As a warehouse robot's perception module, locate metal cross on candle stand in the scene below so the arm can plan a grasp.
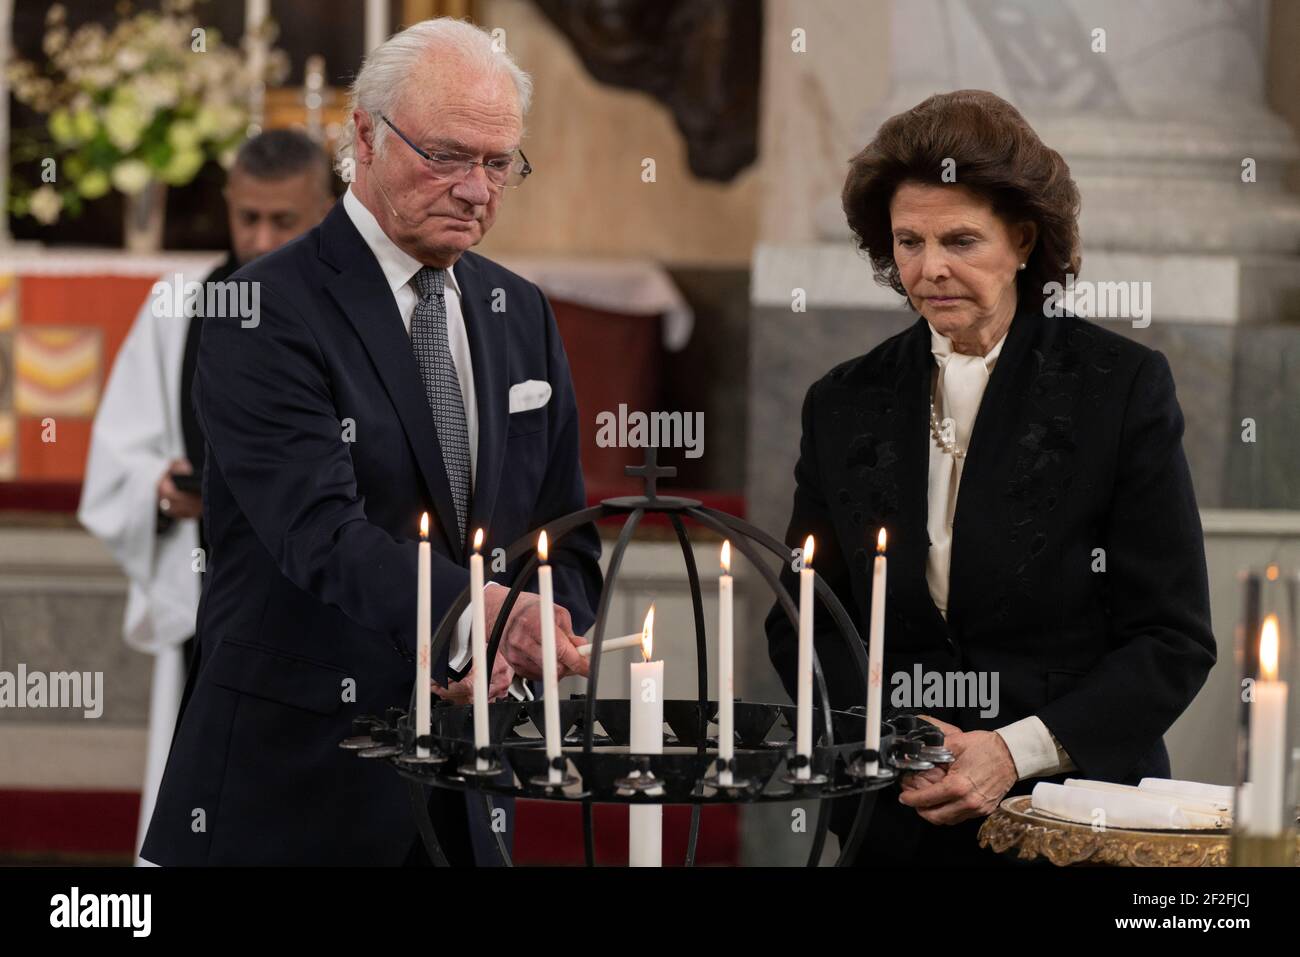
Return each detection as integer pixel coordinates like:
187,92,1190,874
341,448,954,866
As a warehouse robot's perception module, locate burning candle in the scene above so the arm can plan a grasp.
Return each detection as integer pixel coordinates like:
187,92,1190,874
865,528,887,775
470,529,489,771
537,531,562,784
719,541,734,786
1247,613,1288,835
576,634,647,657
628,605,662,867
415,513,431,757
796,535,815,780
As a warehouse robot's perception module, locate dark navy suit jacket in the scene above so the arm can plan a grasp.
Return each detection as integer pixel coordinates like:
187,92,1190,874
142,201,601,865
766,302,1216,865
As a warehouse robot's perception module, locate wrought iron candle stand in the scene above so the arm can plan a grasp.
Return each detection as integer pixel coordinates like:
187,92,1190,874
342,450,953,866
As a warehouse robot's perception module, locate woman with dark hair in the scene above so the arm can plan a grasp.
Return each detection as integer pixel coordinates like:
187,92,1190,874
765,90,1216,866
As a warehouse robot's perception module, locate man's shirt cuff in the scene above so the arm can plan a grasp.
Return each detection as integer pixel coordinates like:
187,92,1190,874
449,582,506,673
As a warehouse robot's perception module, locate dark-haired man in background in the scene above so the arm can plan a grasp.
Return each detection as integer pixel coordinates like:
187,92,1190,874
79,129,335,864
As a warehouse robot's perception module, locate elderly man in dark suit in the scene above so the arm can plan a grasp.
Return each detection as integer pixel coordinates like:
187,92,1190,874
142,18,601,866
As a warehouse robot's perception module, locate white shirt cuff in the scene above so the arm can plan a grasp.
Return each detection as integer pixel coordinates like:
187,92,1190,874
995,716,1076,780
507,676,534,701
449,581,507,672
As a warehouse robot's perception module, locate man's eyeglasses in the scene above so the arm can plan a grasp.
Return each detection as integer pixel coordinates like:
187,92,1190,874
379,115,532,189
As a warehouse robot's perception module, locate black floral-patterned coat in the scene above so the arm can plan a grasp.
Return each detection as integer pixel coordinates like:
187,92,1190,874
765,300,1216,865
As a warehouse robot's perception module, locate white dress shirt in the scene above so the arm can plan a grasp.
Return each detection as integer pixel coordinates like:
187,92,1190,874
342,188,525,693
924,318,1074,780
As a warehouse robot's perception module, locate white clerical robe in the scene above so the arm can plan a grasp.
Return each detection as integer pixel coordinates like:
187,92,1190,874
924,320,1075,781
78,267,213,864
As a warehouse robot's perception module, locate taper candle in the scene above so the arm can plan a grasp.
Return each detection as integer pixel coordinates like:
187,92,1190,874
796,535,815,780
470,529,489,771
416,513,431,758
537,531,562,784
629,605,662,866
719,541,734,786
865,528,887,775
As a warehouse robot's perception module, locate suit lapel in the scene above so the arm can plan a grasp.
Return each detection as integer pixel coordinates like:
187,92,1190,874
889,317,953,639
455,254,508,546
318,204,464,561
945,300,1039,629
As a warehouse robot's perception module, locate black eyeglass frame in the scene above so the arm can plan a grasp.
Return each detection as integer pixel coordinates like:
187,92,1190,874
378,114,532,188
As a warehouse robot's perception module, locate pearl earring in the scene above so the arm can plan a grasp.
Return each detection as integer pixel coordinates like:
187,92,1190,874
1018,262,1026,270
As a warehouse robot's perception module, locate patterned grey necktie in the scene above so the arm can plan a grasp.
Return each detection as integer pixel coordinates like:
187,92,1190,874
410,266,471,542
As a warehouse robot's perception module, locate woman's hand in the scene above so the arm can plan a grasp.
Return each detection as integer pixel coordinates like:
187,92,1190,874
898,716,1019,825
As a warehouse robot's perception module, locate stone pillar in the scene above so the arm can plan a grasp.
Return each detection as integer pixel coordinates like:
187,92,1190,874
814,0,1300,254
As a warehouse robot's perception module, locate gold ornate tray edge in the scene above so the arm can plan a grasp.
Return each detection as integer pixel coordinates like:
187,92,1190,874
978,795,1300,867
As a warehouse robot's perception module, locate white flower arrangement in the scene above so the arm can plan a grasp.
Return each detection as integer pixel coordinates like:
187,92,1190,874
7,0,288,225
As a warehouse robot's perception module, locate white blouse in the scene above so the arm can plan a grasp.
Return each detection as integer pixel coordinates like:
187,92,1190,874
924,320,1075,781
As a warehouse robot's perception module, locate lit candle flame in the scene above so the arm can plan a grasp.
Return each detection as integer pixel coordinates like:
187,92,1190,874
721,540,731,574
473,528,484,552
419,512,429,540
537,530,549,563
802,534,815,568
877,527,887,553
641,603,655,661
1260,614,1280,682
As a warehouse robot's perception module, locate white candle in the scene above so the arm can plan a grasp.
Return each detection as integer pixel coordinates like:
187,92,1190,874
245,0,268,31
719,541,734,786
537,532,562,785
576,634,644,657
415,513,431,757
470,529,489,771
244,0,269,128
365,0,390,54
796,535,815,780
629,606,662,867
1246,614,1288,836
865,528,887,775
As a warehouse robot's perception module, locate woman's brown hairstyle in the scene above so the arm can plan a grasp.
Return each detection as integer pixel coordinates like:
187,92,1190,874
842,89,1081,307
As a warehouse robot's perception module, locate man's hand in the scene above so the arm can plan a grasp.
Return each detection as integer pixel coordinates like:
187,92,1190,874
897,714,1018,825
432,639,517,703
490,587,589,682
157,457,202,519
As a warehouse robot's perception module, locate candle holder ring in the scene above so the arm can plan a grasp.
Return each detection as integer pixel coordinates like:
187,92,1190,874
614,767,666,797
358,450,953,866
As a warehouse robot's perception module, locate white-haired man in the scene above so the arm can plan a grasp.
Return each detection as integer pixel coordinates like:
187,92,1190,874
141,19,602,866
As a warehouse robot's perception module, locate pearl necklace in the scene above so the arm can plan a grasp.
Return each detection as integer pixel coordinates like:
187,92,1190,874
929,397,966,458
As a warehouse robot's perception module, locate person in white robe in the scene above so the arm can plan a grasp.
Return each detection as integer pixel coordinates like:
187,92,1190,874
78,130,335,864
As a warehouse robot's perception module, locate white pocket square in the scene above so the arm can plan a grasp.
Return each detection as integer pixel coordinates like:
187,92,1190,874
508,379,552,413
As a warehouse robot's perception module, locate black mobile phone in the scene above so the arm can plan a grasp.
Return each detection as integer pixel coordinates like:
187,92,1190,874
170,472,202,495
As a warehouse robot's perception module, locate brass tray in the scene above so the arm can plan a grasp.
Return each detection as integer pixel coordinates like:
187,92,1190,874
978,795,1300,867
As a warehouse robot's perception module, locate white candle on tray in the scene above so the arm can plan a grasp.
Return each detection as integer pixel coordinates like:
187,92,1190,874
719,541,734,786
470,529,489,771
1246,614,1288,836
415,513,431,757
537,531,563,784
629,605,662,867
865,528,887,775
796,535,815,780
